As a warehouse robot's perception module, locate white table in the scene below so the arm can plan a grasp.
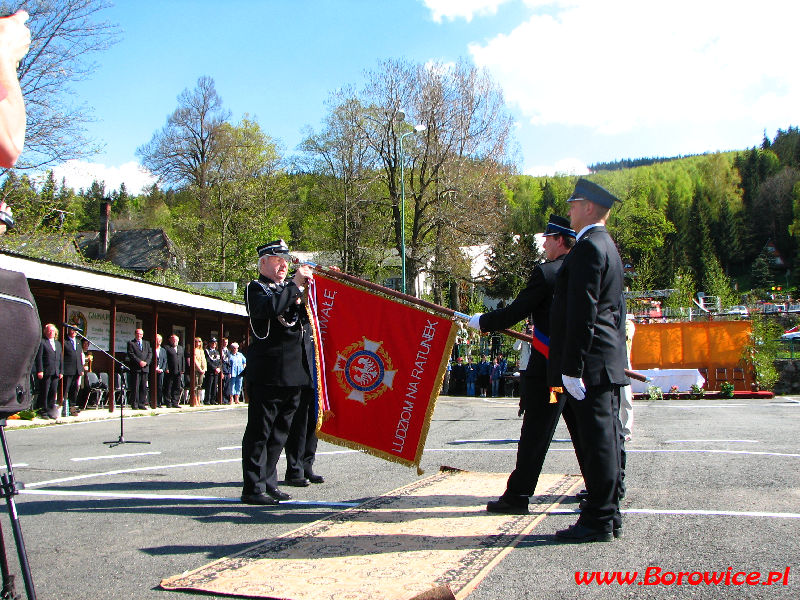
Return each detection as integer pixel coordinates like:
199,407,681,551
630,368,705,393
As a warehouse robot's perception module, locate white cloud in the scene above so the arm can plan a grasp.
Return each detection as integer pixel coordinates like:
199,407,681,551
469,0,800,134
50,160,157,195
525,157,589,177
422,0,513,22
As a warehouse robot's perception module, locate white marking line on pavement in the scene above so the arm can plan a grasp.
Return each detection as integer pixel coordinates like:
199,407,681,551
654,404,747,408
25,458,241,489
11,463,27,468
18,488,358,507
425,448,800,458
71,451,162,461
545,507,800,519
217,446,358,456
665,439,758,444
452,439,518,444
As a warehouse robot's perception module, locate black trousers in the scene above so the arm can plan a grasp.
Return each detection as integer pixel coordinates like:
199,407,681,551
163,373,182,406
567,384,622,532
241,383,302,494
284,386,318,480
40,375,59,414
203,372,219,404
501,379,584,505
155,371,165,406
128,370,149,408
63,373,80,409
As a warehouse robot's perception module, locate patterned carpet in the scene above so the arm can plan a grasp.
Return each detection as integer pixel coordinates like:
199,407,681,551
161,468,582,600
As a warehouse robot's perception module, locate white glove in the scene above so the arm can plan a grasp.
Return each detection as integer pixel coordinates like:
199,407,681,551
562,375,586,400
466,313,483,331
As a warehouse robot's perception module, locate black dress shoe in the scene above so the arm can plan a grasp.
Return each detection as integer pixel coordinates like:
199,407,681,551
576,489,589,500
307,474,325,484
486,499,529,515
265,486,291,501
556,522,613,543
285,477,310,487
241,493,278,506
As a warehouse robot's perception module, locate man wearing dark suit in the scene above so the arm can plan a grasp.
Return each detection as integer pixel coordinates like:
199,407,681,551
240,239,315,506
203,338,222,405
154,334,167,407
126,328,152,409
62,325,82,416
35,323,62,419
466,215,582,514
163,334,184,408
548,179,629,543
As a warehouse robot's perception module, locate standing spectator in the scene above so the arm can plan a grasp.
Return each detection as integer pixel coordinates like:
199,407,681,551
548,179,628,543
477,355,491,397
35,323,62,419
220,337,232,404
490,357,502,398
126,328,152,409
240,238,315,505
163,334,184,408
450,357,466,396
226,342,246,404
204,337,222,405
192,337,207,406
62,325,82,416
465,356,477,397
154,334,167,407
620,315,636,441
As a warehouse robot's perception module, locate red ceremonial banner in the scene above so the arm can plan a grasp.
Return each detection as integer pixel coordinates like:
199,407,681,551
308,273,457,471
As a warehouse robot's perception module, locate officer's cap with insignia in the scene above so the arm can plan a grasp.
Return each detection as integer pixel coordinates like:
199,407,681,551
567,178,620,209
257,239,291,258
542,214,576,238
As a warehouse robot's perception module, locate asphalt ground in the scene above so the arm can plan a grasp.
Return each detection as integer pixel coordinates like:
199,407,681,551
0,395,798,600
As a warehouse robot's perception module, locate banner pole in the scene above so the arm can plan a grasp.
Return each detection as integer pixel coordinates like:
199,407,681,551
302,261,648,383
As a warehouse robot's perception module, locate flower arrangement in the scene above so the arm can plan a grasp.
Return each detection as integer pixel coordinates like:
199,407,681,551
719,381,735,398
690,383,705,399
647,385,664,401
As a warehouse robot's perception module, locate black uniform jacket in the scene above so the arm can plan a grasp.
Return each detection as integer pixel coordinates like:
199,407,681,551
164,344,184,375
244,274,314,387
62,335,82,377
480,255,565,390
127,339,152,373
548,226,628,387
35,339,62,376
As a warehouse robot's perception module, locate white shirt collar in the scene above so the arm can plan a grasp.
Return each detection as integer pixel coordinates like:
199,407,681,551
576,222,603,240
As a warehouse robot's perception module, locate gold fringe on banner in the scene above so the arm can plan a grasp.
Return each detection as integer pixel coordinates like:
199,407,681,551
310,272,459,474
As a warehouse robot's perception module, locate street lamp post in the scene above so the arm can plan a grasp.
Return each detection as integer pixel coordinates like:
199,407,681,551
398,122,426,295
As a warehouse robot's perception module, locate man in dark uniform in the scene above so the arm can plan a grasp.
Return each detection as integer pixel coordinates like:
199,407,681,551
549,178,628,543
62,325,82,416
126,328,152,409
35,323,62,419
466,215,580,514
284,367,324,487
163,334,184,408
241,239,315,505
203,337,222,404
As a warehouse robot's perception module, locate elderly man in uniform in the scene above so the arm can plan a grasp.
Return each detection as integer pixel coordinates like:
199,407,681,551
240,239,315,505
549,179,628,543
466,215,581,514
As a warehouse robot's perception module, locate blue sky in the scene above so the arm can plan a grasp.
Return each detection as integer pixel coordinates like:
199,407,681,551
50,0,800,193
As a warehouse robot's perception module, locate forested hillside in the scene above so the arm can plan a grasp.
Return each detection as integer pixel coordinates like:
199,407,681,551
2,109,799,309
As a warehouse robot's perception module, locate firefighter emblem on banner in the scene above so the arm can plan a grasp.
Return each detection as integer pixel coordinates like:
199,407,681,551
333,338,397,404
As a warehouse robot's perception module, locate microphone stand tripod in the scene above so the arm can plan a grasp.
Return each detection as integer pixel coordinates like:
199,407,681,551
64,326,150,448
0,419,36,599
